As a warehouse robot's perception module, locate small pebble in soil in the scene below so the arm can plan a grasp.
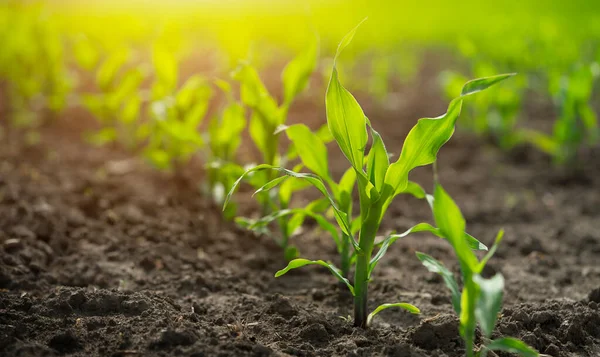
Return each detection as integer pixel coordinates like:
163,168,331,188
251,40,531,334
3,238,23,253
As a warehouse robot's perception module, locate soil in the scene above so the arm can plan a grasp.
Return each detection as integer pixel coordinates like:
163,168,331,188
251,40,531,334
2,66,600,357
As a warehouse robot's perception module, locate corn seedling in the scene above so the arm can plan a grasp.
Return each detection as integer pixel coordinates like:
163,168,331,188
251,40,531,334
416,182,539,357
81,48,146,149
0,2,72,143
520,62,599,164
205,80,247,219
143,45,213,172
224,21,514,327
228,39,319,259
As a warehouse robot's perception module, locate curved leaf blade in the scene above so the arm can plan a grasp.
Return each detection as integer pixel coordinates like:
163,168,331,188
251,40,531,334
486,337,539,357
326,20,368,173
367,302,420,326
416,252,461,314
380,74,515,210
275,258,354,295
474,273,505,339
284,124,330,179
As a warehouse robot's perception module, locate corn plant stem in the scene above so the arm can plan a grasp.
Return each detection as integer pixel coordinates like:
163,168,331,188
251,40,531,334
463,276,477,357
353,206,381,328
340,232,351,278
353,251,370,328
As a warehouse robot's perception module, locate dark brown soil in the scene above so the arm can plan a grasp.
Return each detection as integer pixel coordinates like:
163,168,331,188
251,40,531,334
2,70,600,357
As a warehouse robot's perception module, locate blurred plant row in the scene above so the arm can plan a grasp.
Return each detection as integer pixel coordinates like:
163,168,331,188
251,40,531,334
1,1,599,197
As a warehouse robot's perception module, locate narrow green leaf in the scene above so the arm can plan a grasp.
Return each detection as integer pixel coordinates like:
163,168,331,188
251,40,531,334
285,124,330,179
248,112,273,160
474,274,504,339
476,229,504,273
326,20,368,172
460,282,478,354
275,258,355,295
246,208,341,250
369,223,440,276
366,127,389,192
416,252,461,314
379,74,515,211
278,163,308,207
336,166,356,214
224,165,351,237
253,176,288,196
487,337,539,357
399,180,427,199
233,63,279,124
367,303,420,326
460,74,517,96
433,183,479,272
282,36,319,106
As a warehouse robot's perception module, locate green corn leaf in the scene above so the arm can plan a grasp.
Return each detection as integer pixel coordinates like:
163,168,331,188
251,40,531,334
275,258,354,295
374,222,486,251
369,223,453,276
336,166,357,214
351,216,362,235
316,123,334,143
248,112,274,160
284,124,330,179
284,246,300,261
433,183,479,272
233,63,279,124
473,274,504,339
486,337,539,357
278,164,310,208
121,95,141,124
282,36,318,106
210,102,246,160
380,74,515,211
460,74,516,96
97,49,129,91
224,164,352,237
476,229,504,273
113,68,145,103
518,129,559,156
460,282,478,354
253,176,289,197
366,127,390,192
367,303,420,326
176,75,211,111
326,20,368,173
152,44,178,99
416,252,461,314
401,180,427,199
246,208,341,250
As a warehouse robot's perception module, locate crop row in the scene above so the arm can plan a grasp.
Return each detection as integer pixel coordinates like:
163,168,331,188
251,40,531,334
0,3,590,356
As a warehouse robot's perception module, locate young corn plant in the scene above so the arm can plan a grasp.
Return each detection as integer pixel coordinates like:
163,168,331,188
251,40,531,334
0,2,72,143
225,21,514,327
205,80,247,219
416,182,539,357
520,62,599,164
233,123,359,276
228,39,319,259
143,45,213,172
81,49,146,149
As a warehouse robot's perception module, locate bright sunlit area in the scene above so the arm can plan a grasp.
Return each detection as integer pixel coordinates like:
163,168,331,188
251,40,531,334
1,0,600,356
